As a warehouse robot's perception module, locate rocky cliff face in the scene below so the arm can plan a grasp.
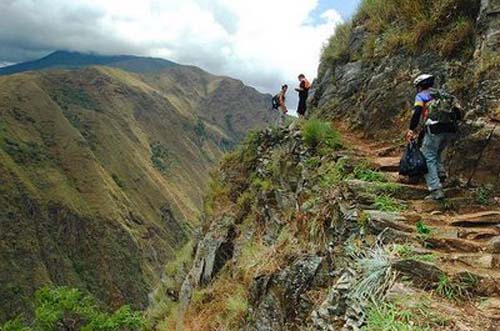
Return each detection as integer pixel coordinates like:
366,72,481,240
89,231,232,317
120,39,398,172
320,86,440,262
312,0,499,187
0,61,273,321
172,124,499,330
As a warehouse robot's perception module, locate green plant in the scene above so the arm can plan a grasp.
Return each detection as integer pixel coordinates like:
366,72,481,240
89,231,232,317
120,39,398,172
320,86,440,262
373,195,406,212
391,244,438,263
351,244,396,302
300,119,342,153
474,186,493,205
416,221,431,236
1,316,30,331
363,299,449,331
435,274,462,300
151,142,172,174
319,159,347,188
1,287,145,331
350,164,387,182
194,118,207,141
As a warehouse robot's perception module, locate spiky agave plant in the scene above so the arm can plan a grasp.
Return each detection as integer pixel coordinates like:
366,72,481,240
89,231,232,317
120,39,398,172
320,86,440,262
342,237,397,330
350,243,397,302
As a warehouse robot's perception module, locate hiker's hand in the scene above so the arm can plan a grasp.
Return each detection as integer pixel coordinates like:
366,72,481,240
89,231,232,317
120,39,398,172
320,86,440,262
406,130,416,142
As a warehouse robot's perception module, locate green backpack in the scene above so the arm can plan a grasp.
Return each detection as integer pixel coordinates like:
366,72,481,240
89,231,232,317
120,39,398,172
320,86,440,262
426,88,459,124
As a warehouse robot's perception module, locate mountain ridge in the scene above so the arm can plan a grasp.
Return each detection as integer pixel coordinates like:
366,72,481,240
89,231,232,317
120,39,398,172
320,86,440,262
0,56,275,321
0,50,178,76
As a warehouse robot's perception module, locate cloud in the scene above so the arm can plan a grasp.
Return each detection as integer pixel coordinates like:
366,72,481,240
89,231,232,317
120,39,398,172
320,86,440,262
0,0,343,112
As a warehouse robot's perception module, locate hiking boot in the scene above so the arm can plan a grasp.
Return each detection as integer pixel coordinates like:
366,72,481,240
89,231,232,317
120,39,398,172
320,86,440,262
438,172,447,183
425,189,445,201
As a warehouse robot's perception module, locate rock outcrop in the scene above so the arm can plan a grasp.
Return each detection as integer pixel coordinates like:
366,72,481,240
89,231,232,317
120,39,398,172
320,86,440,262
173,123,499,330
312,0,500,187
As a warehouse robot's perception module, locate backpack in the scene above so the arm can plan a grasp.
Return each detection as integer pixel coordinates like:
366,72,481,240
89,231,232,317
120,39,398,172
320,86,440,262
425,88,459,124
302,79,311,90
272,94,281,110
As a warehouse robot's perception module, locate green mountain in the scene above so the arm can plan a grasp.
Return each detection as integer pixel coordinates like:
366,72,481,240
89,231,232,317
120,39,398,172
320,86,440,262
0,50,177,76
0,55,274,321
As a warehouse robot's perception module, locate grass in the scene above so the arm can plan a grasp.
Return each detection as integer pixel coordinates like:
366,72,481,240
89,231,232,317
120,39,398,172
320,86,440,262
435,274,461,300
319,158,348,187
320,21,353,65
350,163,387,182
391,244,438,263
435,273,477,301
363,298,449,331
321,0,479,67
374,195,407,212
300,119,342,153
474,185,493,205
183,273,249,330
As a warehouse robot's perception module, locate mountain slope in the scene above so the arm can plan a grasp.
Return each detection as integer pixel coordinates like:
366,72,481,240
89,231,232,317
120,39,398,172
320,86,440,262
0,62,274,321
0,50,178,76
174,123,499,330
311,0,499,187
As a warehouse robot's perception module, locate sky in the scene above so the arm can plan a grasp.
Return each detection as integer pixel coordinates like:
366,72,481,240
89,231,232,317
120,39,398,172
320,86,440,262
0,0,361,111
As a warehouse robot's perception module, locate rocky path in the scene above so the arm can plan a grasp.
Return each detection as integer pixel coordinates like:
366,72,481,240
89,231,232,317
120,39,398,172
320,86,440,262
341,128,500,328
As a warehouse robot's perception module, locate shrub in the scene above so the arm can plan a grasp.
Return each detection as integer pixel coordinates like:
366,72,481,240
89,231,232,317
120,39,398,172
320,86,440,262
321,21,353,65
301,119,342,152
1,287,145,331
150,142,171,174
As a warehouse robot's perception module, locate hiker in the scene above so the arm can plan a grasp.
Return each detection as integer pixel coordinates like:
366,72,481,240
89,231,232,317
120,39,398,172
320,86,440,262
272,84,288,126
406,74,462,200
295,74,311,118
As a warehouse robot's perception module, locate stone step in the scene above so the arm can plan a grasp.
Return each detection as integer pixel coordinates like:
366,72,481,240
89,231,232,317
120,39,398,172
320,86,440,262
410,197,479,214
346,179,429,200
438,252,500,270
424,236,486,253
373,144,404,157
448,211,500,227
371,156,400,172
364,210,414,233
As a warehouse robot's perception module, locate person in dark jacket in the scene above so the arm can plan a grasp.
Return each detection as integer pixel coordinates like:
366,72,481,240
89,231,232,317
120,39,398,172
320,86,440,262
407,74,462,200
295,74,311,118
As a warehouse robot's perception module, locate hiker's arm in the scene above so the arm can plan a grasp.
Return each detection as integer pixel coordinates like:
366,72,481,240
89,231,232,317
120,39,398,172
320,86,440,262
453,105,463,121
409,105,423,130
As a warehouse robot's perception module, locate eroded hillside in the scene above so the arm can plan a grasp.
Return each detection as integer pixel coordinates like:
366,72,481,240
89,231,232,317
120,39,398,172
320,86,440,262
0,64,273,321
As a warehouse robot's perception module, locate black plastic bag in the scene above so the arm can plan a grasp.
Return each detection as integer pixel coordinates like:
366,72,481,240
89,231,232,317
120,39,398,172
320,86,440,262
399,141,428,177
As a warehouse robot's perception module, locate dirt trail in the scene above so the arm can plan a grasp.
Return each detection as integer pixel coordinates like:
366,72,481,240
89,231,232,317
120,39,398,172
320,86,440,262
336,124,500,327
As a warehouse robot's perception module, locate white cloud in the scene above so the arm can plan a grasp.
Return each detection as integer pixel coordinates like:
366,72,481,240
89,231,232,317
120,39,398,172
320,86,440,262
0,0,343,112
